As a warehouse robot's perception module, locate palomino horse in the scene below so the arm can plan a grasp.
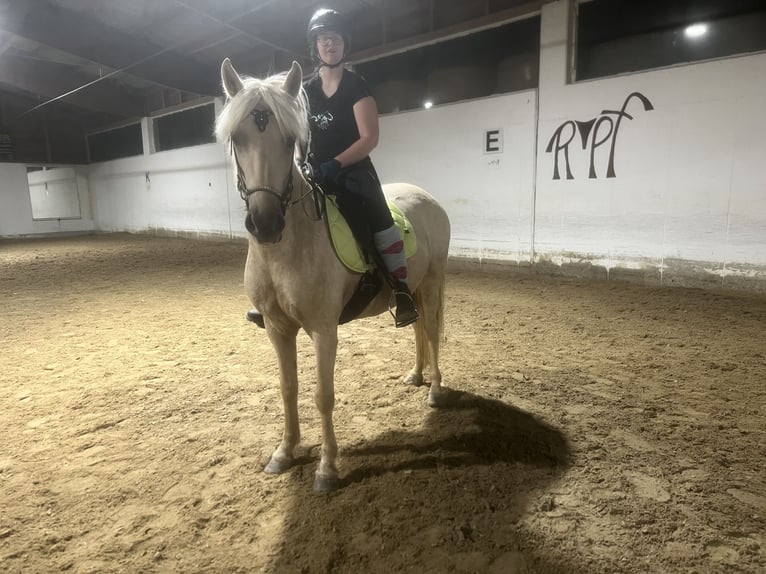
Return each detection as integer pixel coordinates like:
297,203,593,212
215,59,451,492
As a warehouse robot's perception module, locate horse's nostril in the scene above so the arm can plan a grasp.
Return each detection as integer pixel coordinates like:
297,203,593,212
245,210,284,243
245,214,256,235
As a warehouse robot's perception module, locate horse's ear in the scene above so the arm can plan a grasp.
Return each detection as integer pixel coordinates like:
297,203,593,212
221,58,244,98
282,61,303,98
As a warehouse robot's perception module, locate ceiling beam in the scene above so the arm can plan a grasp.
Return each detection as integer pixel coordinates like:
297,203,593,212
172,0,285,26
0,84,124,134
174,0,303,59
1,0,219,96
0,52,146,119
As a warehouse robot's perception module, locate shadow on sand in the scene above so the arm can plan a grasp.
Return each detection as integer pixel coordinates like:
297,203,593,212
266,388,585,574
340,387,570,486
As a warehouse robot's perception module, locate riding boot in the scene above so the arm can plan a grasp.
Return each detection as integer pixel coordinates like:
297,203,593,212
393,282,419,328
246,308,265,329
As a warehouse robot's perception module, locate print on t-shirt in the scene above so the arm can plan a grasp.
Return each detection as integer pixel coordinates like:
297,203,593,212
311,112,334,130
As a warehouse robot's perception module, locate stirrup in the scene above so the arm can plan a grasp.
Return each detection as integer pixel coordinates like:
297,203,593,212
246,309,265,329
389,290,419,328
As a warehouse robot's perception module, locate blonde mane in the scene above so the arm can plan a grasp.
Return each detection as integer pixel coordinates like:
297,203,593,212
215,71,310,147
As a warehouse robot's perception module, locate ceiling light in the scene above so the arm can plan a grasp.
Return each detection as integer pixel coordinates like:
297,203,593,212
424,101,433,109
684,23,708,39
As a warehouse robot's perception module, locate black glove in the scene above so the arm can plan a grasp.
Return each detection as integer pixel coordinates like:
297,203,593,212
319,159,342,182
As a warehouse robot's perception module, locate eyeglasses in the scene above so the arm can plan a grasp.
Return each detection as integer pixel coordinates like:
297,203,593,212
317,33,344,46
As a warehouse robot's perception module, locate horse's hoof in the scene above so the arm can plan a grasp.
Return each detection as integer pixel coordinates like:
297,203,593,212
404,371,425,387
264,455,292,474
313,474,340,493
428,389,445,408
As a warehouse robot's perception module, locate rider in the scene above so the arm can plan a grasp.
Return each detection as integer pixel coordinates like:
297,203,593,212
247,7,418,329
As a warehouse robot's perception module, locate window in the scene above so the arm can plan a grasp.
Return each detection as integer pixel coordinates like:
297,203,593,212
152,103,215,152
356,16,540,114
87,123,143,162
576,0,766,81
27,166,81,220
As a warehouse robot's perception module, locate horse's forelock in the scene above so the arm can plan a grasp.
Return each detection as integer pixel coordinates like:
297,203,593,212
215,72,309,146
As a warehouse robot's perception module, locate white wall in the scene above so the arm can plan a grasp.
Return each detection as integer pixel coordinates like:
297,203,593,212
88,142,242,238
533,0,766,285
375,1,766,287
0,163,94,236
374,90,537,263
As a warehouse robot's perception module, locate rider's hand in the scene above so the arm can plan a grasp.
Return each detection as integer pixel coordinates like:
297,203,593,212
319,159,342,181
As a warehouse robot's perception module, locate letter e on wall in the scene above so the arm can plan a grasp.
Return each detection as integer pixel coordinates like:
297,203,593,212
483,128,503,154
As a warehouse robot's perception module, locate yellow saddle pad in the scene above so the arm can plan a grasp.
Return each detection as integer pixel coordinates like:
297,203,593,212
325,195,417,274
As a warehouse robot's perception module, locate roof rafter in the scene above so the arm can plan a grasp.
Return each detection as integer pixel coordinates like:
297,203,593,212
1,0,219,96
0,51,147,118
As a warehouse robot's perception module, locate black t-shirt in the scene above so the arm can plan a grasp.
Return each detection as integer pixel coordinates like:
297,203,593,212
304,69,372,165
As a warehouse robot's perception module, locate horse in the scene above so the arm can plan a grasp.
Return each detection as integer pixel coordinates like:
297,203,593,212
215,58,451,492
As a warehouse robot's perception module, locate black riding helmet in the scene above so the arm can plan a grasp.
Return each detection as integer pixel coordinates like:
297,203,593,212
307,8,351,65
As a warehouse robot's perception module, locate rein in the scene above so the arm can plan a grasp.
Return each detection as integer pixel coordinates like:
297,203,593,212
300,157,327,221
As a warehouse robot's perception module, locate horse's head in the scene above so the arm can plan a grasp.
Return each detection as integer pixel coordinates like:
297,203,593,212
216,58,308,244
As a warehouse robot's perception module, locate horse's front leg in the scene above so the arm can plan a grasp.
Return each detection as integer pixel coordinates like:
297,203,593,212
264,325,300,475
311,328,340,493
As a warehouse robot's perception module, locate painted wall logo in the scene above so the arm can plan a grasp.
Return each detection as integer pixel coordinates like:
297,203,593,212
545,92,654,180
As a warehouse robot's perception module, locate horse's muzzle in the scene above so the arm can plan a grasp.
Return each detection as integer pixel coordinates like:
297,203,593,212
245,210,284,244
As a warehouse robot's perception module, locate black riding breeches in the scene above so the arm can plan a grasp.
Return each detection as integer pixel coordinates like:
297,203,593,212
337,164,393,234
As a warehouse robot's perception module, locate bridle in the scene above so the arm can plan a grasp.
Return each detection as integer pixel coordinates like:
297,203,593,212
230,109,301,216
231,143,295,217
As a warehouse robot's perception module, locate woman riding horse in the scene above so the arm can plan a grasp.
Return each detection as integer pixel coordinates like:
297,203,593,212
217,14,451,492
247,8,418,329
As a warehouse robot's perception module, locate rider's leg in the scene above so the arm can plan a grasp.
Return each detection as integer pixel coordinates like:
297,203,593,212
373,225,419,328
344,168,419,328
373,224,408,285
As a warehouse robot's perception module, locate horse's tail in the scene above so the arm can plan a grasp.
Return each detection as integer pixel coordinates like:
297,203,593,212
413,274,445,369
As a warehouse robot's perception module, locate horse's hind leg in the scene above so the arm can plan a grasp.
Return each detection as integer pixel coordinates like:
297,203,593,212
264,326,300,474
423,296,444,408
407,276,446,407
403,326,426,387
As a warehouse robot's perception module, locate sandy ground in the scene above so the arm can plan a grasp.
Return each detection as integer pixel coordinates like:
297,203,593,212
0,233,764,574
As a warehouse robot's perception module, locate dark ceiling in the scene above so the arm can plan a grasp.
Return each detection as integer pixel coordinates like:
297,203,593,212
0,0,543,164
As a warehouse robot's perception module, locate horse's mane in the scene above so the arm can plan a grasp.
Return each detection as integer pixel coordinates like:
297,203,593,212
215,72,310,147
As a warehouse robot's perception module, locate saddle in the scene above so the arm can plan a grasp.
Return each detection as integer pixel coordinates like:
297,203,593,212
314,178,417,324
